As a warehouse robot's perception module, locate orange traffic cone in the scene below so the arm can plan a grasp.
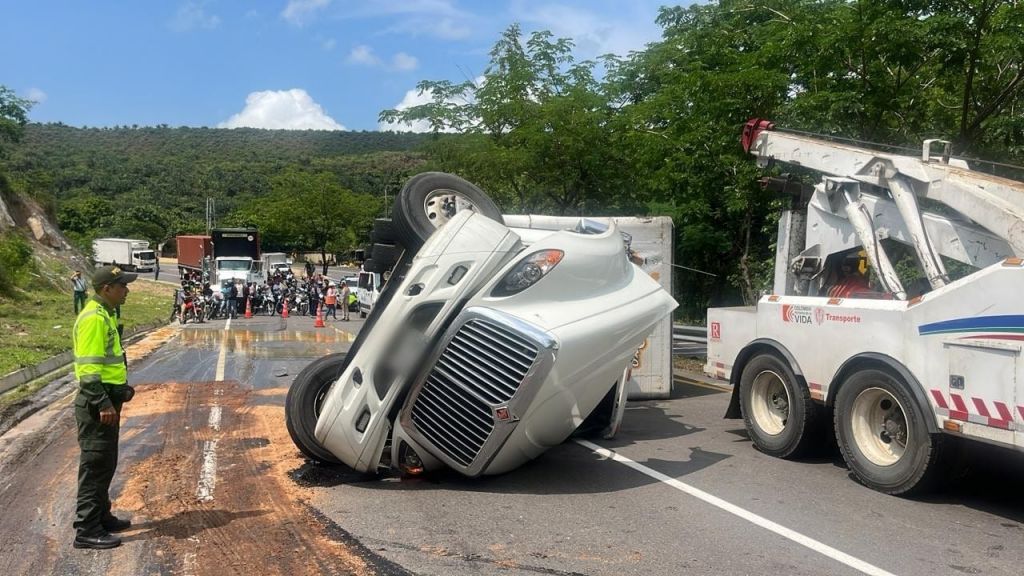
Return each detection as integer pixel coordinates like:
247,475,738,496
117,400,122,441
244,296,253,319
314,302,326,328
282,298,289,319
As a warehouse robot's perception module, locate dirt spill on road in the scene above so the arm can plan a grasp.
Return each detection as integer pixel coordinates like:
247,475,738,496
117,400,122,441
115,379,372,576
126,325,180,363
176,325,352,356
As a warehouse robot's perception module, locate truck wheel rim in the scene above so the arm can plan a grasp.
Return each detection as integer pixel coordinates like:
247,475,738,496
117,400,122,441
423,189,479,228
750,370,789,435
850,387,907,466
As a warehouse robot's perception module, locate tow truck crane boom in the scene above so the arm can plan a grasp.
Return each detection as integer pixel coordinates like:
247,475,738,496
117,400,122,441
741,119,1021,299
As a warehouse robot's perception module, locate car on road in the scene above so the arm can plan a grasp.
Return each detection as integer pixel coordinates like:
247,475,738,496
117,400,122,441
286,172,676,478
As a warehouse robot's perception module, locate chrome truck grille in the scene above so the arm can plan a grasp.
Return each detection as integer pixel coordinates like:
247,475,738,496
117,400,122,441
406,309,554,472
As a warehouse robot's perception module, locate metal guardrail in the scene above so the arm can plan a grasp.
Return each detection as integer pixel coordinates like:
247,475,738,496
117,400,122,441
673,324,707,339
672,323,707,357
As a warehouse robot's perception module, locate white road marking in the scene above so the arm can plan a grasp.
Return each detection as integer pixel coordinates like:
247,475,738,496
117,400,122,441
575,439,898,576
197,317,231,501
214,317,231,381
208,406,222,431
195,439,218,502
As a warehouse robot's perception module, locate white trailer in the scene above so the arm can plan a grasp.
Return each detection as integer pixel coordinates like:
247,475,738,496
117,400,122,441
707,119,1024,495
92,238,157,272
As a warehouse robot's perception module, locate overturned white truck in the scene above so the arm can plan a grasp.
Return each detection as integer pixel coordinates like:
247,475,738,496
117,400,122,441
708,119,1024,495
286,173,677,477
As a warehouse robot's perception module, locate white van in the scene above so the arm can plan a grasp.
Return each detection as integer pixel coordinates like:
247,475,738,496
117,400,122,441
356,270,384,318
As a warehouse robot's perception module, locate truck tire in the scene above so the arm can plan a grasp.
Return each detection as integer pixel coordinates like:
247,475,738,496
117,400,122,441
366,243,402,274
834,368,943,495
285,353,347,464
392,172,503,249
739,353,821,458
371,218,398,244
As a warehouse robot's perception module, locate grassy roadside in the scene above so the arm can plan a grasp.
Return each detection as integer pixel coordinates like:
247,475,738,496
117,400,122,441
0,278,175,377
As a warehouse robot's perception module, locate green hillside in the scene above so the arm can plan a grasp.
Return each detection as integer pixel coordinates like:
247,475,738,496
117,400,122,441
4,124,433,254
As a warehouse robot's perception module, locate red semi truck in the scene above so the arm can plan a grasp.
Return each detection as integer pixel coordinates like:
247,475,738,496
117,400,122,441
176,235,213,279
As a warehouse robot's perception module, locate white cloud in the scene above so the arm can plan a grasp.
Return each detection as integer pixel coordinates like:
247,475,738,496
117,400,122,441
25,87,47,104
169,1,221,32
509,1,662,58
347,45,381,66
281,0,331,26
378,78,481,132
379,88,440,133
383,16,472,40
354,0,463,18
347,46,418,72
391,52,419,71
219,89,345,130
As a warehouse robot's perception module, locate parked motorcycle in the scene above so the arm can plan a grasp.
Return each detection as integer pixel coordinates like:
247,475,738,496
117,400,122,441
292,291,309,316
286,172,676,477
180,294,205,325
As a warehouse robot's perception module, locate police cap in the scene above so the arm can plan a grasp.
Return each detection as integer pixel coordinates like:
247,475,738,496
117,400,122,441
92,265,138,290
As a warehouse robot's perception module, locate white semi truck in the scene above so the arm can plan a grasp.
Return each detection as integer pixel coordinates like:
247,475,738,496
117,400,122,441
92,238,157,272
707,119,1024,495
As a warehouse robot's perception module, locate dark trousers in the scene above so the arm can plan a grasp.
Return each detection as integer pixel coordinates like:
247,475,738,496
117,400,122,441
326,303,337,319
73,291,87,314
227,297,237,318
74,394,122,536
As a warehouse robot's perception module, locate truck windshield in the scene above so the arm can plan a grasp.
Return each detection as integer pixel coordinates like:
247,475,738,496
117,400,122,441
217,260,251,271
135,251,156,260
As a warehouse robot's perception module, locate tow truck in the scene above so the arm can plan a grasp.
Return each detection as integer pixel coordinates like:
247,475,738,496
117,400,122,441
707,119,1024,495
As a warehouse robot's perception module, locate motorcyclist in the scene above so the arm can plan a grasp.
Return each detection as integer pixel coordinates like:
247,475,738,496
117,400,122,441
210,288,225,318
170,288,184,322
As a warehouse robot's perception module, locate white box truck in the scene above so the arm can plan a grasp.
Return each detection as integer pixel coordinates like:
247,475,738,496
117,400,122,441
92,238,157,272
261,252,292,279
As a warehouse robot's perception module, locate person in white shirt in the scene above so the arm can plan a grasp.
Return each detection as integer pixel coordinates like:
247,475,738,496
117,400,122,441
71,270,88,313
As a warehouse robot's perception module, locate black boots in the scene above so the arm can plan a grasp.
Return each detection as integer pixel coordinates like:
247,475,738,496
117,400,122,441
73,532,122,549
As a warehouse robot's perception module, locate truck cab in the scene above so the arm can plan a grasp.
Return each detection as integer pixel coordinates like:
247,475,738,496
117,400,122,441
215,257,260,285
356,269,383,318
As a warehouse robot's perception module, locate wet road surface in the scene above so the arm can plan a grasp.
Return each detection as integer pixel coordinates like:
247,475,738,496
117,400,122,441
0,314,372,576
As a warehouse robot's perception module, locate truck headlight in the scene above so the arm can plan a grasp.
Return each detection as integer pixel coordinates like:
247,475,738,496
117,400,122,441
491,250,564,296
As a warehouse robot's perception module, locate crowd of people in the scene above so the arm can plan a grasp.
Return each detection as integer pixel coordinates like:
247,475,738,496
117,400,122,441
170,268,353,324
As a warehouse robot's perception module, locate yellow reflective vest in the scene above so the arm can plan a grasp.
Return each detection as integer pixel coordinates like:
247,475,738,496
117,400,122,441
73,297,126,409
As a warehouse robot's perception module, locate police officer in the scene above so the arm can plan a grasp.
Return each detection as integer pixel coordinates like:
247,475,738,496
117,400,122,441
72,265,137,549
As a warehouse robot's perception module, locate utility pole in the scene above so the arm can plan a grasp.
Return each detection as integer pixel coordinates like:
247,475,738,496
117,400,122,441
206,198,216,235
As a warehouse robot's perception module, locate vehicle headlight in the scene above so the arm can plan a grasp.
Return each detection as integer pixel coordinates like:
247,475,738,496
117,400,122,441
491,249,564,296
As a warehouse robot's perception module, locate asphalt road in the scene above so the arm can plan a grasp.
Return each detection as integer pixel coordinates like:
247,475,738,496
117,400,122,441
0,313,1021,575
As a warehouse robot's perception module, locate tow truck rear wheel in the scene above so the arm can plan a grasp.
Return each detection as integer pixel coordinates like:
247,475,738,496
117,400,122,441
834,369,942,495
392,172,504,249
285,353,347,464
739,353,820,458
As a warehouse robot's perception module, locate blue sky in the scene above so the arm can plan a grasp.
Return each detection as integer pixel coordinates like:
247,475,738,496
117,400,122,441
2,1,674,132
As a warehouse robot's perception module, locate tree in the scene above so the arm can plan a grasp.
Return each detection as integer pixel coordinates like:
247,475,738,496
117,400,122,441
0,85,33,156
380,24,626,215
227,169,380,270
